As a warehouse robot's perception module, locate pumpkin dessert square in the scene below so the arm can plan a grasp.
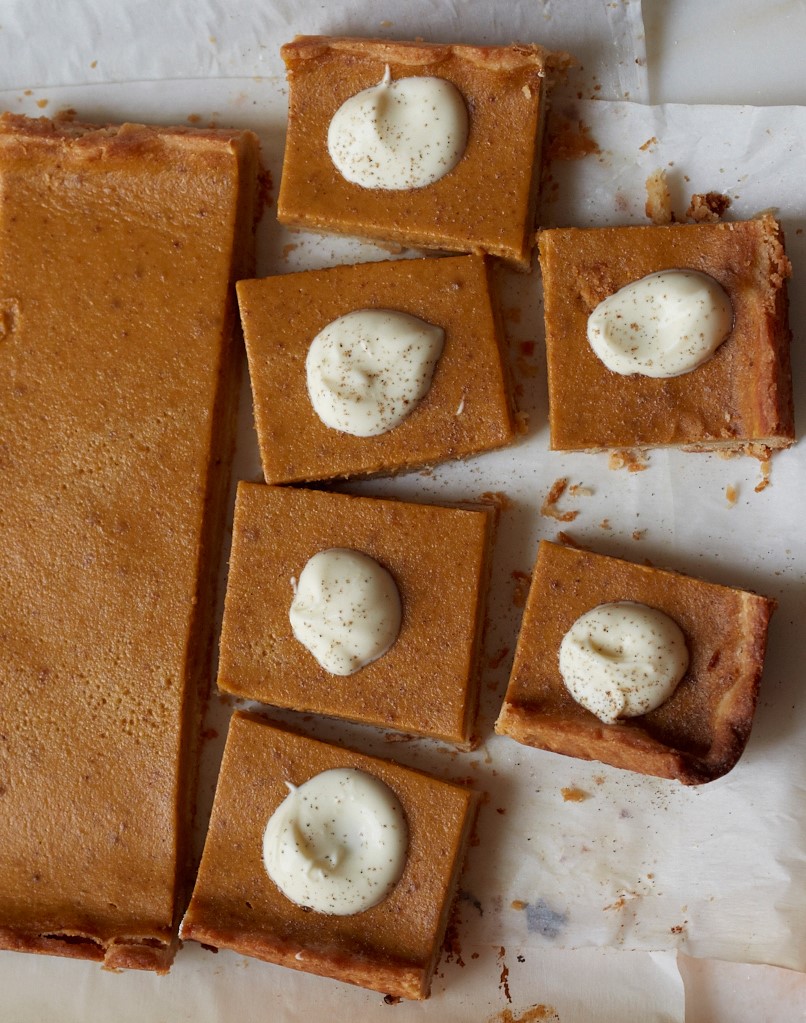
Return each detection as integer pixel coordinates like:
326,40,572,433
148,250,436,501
495,541,775,784
181,712,477,1000
538,216,794,453
217,483,495,746
278,36,570,270
237,253,516,485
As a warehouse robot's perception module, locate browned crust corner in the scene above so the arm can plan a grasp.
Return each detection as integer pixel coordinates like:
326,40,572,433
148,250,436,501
281,35,573,77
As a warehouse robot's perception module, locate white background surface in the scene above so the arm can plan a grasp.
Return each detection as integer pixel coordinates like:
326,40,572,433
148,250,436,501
1,1,806,1020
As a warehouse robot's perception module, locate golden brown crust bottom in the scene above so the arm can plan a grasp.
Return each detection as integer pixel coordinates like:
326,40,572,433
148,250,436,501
495,542,775,784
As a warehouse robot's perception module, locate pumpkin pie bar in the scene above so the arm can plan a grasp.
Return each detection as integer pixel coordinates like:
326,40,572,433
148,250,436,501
237,254,516,484
217,483,495,745
278,36,570,270
495,541,775,784
182,713,477,999
539,216,794,452
0,114,261,970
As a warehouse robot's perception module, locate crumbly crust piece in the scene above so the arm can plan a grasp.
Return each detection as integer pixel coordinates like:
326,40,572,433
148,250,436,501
182,713,478,1000
539,215,795,452
0,113,261,970
496,541,775,784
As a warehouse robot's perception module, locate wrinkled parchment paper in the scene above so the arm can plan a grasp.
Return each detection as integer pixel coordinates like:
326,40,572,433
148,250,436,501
1,0,805,1019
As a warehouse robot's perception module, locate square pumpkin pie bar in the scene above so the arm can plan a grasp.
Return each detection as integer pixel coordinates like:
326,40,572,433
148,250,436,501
181,713,477,1000
278,36,570,270
217,483,495,745
237,254,516,484
0,114,260,970
539,215,794,452
495,541,775,784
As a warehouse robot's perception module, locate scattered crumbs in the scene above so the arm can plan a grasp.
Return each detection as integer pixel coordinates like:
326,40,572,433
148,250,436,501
374,239,406,255
488,646,510,670
608,449,649,472
503,306,522,325
599,518,611,530
639,135,657,152
519,340,535,357
471,951,480,960
515,410,529,435
199,942,219,954
487,1006,560,1023
594,775,605,785
383,994,401,1005
24,89,32,96
631,529,646,541
201,727,219,741
36,98,49,109
561,786,590,802
479,490,513,511
555,530,583,549
511,899,528,910
546,117,600,161
753,451,772,492
511,570,531,608
568,483,593,498
515,356,539,379
90,60,98,69
540,477,579,522
209,35,217,44
725,484,738,506
717,448,739,460
645,168,673,225
670,922,687,935
442,908,465,967
686,191,731,223
187,113,201,125
281,242,298,259
496,807,506,815
419,466,435,478
383,732,415,743
497,947,512,1003
379,19,393,27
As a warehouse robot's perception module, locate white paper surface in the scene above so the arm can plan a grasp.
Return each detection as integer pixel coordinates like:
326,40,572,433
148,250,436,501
2,0,806,1019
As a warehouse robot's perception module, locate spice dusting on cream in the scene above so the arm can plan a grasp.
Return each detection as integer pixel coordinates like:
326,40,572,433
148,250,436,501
306,308,444,437
263,768,408,916
289,548,401,676
558,601,689,723
587,270,733,377
327,65,468,190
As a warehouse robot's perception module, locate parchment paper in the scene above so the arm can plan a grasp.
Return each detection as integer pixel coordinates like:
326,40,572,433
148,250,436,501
1,0,804,1019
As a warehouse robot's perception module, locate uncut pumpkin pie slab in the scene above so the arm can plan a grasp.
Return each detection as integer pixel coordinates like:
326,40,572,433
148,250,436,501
0,113,261,971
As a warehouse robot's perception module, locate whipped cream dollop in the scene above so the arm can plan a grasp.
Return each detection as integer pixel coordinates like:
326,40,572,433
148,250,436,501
559,601,689,724
289,548,402,676
327,65,468,190
263,768,408,916
306,308,444,437
587,270,733,377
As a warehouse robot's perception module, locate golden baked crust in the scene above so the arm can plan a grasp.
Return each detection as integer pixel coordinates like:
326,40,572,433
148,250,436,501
0,113,261,970
181,713,478,1000
278,35,571,270
217,483,495,746
539,215,795,452
237,254,516,483
495,541,775,784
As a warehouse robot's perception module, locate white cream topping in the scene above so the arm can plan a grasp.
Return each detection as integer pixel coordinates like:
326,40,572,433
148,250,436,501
558,601,689,724
289,548,401,676
327,65,468,190
263,768,408,916
587,270,733,378
306,308,444,437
